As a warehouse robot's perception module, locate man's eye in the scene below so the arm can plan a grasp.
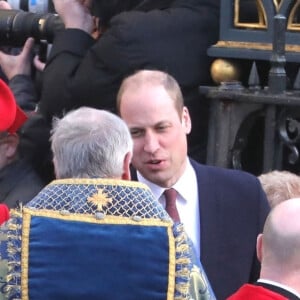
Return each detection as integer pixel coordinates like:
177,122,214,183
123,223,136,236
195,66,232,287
130,130,143,137
156,125,169,131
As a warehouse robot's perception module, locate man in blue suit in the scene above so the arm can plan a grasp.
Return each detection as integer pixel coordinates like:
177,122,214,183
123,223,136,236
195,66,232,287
117,69,270,300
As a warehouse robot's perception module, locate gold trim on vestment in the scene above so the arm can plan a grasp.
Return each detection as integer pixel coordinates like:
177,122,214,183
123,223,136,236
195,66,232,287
49,178,151,190
21,207,172,225
167,225,176,300
21,210,31,300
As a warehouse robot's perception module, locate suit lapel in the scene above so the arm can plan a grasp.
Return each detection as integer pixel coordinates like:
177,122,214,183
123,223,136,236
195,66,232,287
190,160,221,277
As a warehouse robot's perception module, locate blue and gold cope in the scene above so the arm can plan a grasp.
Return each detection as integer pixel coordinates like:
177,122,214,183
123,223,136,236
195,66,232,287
0,178,214,300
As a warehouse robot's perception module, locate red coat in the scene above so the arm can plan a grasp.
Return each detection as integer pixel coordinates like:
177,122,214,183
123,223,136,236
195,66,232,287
227,284,289,300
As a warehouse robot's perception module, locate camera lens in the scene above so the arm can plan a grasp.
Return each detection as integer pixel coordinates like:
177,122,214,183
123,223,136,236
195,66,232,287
0,9,64,46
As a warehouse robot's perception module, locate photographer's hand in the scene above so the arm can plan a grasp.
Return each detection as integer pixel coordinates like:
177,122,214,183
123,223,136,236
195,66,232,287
53,0,94,34
33,55,46,72
0,38,34,80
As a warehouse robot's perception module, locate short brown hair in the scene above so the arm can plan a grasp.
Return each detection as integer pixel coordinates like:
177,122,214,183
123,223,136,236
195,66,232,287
117,70,184,115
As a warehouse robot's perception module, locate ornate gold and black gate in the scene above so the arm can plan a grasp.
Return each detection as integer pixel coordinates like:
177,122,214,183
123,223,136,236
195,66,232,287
201,0,300,175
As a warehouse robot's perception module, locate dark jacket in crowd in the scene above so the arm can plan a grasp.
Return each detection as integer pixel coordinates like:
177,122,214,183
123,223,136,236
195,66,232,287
0,159,45,208
9,75,38,112
39,0,219,160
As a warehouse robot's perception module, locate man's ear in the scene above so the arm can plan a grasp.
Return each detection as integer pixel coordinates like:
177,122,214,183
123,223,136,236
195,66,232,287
182,106,192,134
256,233,263,263
4,134,19,159
122,152,132,180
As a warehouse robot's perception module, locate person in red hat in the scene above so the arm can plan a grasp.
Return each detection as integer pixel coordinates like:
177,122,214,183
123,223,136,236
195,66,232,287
0,78,28,134
0,79,45,208
0,204,9,225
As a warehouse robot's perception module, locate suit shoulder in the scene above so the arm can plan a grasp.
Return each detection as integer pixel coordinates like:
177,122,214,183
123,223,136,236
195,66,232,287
190,159,261,186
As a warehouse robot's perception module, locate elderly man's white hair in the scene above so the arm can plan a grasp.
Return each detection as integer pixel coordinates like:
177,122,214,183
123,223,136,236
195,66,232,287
51,107,133,179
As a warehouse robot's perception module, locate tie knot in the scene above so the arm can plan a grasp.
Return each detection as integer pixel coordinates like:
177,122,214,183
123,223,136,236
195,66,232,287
164,188,177,204
164,188,180,222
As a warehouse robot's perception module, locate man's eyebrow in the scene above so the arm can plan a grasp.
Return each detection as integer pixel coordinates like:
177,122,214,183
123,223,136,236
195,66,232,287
129,127,144,133
129,126,143,130
155,120,171,126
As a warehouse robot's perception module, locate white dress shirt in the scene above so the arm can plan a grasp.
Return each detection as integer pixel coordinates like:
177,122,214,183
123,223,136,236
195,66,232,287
137,159,201,259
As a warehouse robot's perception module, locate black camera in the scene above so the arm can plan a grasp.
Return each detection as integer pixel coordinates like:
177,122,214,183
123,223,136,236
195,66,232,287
0,9,64,46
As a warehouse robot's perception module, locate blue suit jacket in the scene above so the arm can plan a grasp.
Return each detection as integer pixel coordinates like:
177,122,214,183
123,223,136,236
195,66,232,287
132,159,270,299
191,159,270,299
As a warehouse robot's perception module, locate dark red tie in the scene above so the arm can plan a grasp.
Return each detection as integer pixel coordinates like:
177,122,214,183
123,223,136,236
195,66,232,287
164,188,180,222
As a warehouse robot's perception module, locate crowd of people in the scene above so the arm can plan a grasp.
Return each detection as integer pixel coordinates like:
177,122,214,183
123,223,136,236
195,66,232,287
0,0,299,299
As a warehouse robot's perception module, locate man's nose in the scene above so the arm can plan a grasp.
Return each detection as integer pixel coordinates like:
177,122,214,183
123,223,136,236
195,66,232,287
143,132,160,153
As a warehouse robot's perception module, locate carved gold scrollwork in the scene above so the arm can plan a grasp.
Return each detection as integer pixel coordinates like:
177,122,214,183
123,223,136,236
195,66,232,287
288,0,300,31
235,0,300,31
278,108,300,165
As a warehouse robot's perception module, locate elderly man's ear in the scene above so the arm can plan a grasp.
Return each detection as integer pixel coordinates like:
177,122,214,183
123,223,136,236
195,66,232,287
122,152,132,180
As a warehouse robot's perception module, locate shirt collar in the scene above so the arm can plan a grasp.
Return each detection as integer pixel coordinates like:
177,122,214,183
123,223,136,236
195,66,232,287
137,158,195,201
258,279,300,298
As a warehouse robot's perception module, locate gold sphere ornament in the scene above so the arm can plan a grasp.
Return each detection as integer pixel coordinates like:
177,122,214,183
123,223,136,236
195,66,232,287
210,59,241,84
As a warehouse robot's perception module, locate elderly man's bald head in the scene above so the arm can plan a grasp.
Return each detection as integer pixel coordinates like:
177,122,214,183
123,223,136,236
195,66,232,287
259,198,300,274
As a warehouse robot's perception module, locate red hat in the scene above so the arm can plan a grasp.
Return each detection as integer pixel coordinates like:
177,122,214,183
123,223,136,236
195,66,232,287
0,204,9,225
0,79,27,134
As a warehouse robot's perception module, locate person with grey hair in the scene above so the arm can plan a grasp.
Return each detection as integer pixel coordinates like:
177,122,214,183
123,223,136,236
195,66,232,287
51,107,133,179
0,106,215,300
228,197,300,299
